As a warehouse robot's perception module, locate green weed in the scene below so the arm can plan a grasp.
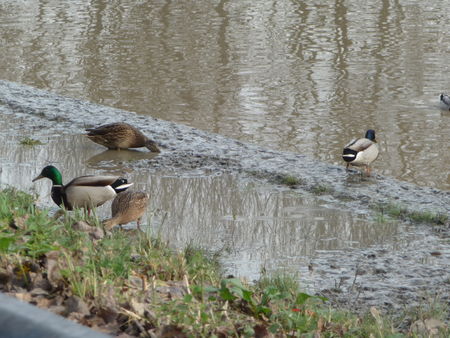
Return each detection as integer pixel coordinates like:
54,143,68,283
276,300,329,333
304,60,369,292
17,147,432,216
278,175,302,187
310,184,333,195
19,137,44,146
372,202,448,225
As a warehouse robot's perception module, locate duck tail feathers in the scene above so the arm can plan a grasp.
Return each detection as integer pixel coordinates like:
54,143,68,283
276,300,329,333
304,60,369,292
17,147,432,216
114,182,133,193
342,148,357,162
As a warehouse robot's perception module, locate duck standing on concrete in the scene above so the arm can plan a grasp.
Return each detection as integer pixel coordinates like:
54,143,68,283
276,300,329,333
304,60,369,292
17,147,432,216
86,122,160,152
32,165,133,214
342,129,379,176
103,190,149,230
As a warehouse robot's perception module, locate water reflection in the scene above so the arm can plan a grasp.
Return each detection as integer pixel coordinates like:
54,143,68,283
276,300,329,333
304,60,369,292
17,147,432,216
0,0,448,189
0,132,402,279
86,149,159,170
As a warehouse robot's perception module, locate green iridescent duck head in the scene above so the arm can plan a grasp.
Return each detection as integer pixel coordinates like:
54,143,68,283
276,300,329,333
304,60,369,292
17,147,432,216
32,165,63,185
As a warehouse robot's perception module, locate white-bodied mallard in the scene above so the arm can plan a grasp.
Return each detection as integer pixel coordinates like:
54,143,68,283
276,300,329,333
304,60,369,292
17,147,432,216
86,122,160,152
103,190,149,230
342,129,379,176
32,165,133,213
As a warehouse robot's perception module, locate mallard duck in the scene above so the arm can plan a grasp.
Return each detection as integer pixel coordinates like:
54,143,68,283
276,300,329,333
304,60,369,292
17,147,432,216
103,191,149,230
342,129,379,176
32,165,133,213
439,93,450,110
86,122,160,152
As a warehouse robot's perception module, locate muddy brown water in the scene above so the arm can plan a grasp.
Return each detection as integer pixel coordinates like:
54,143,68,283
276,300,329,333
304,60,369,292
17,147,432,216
0,0,449,313
0,0,449,190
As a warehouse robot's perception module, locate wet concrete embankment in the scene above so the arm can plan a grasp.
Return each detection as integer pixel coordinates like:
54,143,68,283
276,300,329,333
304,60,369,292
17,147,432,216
1,80,449,217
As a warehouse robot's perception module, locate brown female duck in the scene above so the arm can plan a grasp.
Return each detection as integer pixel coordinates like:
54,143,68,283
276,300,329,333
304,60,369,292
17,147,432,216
86,122,160,152
103,190,149,230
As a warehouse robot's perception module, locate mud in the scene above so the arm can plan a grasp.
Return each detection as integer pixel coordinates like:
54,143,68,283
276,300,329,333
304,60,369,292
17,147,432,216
1,80,449,215
0,80,449,315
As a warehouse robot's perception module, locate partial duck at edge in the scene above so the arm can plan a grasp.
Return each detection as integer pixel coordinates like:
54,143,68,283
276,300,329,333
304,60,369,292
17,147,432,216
439,93,450,110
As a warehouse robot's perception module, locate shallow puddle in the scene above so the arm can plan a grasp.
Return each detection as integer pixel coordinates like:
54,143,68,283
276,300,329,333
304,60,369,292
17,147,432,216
1,128,448,308
0,132,394,265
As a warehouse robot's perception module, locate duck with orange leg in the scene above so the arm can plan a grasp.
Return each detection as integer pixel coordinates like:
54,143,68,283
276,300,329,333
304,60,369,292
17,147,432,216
342,129,379,176
32,165,133,215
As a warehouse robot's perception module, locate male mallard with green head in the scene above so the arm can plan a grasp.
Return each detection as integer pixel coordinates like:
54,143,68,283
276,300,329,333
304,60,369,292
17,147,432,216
32,165,133,213
103,191,149,230
86,122,160,152
342,129,379,176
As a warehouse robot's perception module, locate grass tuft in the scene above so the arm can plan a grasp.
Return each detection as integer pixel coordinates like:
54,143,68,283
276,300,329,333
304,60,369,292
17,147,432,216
310,184,333,195
278,175,302,187
19,137,44,146
372,202,448,225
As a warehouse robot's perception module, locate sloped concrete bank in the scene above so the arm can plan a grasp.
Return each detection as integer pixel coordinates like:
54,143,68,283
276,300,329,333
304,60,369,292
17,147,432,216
0,80,449,217
0,293,110,338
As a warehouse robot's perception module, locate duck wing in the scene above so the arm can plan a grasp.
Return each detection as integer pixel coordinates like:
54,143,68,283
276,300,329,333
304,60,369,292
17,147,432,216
344,138,374,152
64,184,117,209
66,175,122,187
111,191,149,218
62,175,130,209
86,124,119,136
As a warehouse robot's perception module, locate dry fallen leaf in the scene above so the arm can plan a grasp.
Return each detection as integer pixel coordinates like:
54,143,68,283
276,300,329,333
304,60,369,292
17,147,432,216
64,295,91,316
32,273,52,291
34,296,52,309
157,325,188,338
0,268,12,285
129,298,146,317
317,317,325,333
89,227,105,240
12,215,29,230
72,221,92,232
48,305,66,315
45,251,64,288
97,306,119,324
254,324,274,338
13,292,33,302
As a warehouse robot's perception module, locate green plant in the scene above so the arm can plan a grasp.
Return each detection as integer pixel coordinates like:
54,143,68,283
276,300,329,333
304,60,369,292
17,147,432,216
19,137,44,146
278,175,302,187
372,202,448,225
310,184,333,195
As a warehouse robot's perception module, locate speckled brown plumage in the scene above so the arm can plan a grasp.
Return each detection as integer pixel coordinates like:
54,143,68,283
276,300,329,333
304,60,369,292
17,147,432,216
103,190,149,230
86,122,160,152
